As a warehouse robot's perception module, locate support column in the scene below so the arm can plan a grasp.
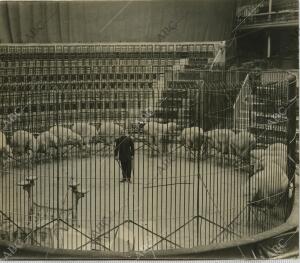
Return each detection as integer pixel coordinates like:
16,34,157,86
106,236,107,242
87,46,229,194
267,32,271,59
267,0,272,59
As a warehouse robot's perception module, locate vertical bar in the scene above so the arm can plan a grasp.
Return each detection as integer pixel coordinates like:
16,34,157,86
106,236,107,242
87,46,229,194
247,73,253,235
267,33,271,59
268,0,272,17
196,89,200,246
286,74,297,218
55,72,60,249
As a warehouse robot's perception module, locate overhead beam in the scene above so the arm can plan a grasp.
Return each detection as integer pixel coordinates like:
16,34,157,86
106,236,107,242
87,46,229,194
237,21,298,30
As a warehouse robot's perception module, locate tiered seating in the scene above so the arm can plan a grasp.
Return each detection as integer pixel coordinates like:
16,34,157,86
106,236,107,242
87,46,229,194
249,81,299,161
0,43,225,131
156,80,202,128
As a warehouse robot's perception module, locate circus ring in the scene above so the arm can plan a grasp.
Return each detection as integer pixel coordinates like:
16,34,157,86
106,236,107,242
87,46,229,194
0,141,298,259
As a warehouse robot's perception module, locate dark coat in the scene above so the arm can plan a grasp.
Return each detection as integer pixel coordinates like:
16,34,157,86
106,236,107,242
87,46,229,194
114,135,134,161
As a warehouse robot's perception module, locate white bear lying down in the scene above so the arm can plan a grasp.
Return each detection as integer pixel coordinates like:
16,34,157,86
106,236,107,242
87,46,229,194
0,131,13,160
11,130,38,154
230,131,256,159
206,129,236,154
49,126,82,146
246,161,289,207
251,143,288,173
36,131,58,153
97,122,122,144
179,127,205,150
143,121,177,145
71,122,97,144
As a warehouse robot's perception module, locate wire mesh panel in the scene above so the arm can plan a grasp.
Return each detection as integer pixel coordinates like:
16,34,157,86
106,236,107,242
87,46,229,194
0,45,297,254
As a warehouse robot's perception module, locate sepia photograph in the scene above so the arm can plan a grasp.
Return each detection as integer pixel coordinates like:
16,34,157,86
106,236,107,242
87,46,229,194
0,0,298,260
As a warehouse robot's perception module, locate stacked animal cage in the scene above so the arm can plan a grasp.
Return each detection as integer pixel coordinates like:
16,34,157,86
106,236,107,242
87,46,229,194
0,44,297,254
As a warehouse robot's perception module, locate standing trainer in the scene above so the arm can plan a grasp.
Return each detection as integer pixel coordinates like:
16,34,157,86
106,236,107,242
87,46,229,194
114,131,135,183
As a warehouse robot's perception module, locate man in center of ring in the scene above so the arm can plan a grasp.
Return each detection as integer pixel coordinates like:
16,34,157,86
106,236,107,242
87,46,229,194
114,130,134,183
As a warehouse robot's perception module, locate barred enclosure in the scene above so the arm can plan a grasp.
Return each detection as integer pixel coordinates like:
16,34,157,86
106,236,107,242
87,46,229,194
0,44,297,253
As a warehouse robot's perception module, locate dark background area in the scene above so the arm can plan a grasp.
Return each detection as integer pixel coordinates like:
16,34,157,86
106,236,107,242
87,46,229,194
0,0,236,43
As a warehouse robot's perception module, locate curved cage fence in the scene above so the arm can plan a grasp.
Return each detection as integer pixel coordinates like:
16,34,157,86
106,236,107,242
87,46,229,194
0,44,298,253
